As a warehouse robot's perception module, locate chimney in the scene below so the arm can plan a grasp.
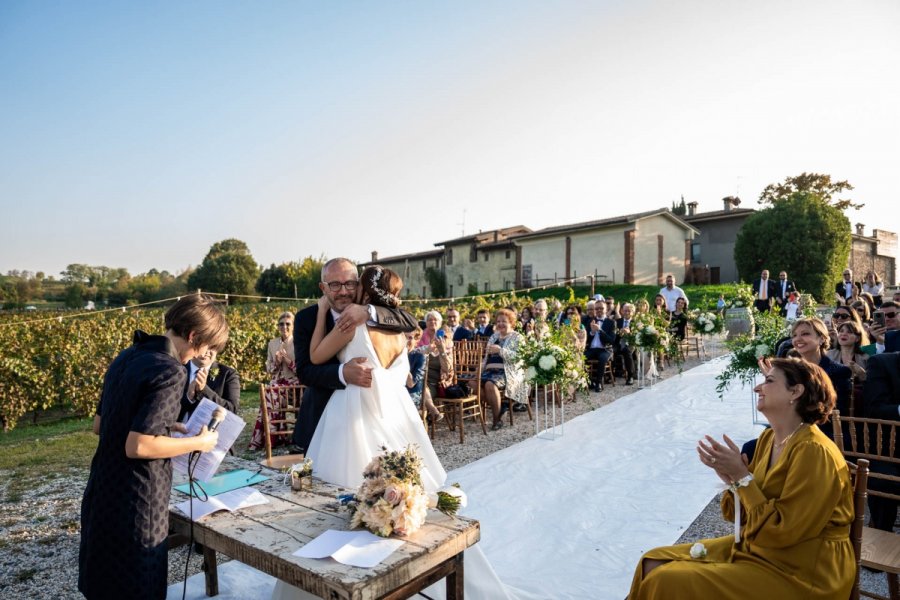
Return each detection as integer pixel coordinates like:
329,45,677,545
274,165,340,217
494,230,499,242
855,223,866,236
371,250,378,262
687,201,698,216
722,196,741,212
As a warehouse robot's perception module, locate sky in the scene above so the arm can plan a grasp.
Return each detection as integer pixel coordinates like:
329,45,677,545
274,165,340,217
1,0,898,278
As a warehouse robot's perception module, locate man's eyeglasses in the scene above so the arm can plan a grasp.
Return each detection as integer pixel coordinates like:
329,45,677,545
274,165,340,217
884,311,898,319
324,280,359,292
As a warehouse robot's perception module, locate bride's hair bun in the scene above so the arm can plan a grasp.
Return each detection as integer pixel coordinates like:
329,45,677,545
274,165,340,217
361,266,403,308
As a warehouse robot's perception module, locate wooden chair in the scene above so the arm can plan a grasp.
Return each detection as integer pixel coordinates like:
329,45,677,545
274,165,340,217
586,359,616,389
833,411,900,600
259,383,306,468
850,459,871,600
678,324,707,361
447,343,488,443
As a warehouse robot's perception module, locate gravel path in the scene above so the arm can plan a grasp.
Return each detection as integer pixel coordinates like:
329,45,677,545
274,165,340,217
0,341,889,598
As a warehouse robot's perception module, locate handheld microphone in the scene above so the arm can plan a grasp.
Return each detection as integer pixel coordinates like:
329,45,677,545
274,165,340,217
207,406,227,433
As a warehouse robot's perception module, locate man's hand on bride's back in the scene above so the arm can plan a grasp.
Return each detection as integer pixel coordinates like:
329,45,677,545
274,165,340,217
337,304,369,333
344,357,374,387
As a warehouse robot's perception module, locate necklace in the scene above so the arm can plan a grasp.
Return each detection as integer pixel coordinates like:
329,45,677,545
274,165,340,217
774,422,806,449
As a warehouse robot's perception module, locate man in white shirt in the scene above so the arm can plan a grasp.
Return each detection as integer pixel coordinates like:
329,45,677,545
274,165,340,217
659,274,688,312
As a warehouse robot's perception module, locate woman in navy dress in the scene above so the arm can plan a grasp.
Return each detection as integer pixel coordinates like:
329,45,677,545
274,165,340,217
79,294,229,600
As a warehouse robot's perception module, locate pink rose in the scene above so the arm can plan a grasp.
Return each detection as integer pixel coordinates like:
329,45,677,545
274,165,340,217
384,485,404,505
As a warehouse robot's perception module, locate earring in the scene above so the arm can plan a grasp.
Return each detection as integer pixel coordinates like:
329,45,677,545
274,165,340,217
790,401,794,405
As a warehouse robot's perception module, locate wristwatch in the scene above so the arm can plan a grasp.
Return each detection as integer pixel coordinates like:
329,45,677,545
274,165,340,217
730,474,753,492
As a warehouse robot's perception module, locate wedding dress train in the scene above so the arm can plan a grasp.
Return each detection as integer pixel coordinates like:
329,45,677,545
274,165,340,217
272,325,515,600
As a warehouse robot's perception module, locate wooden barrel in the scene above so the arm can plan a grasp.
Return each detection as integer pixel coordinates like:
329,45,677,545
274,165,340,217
724,307,755,340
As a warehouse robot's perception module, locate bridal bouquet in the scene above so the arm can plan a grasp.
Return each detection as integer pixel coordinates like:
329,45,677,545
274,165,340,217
690,310,724,336
516,325,589,390
342,445,465,537
715,311,789,398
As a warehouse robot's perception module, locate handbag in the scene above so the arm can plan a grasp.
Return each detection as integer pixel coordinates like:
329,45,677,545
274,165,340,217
441,382,470,399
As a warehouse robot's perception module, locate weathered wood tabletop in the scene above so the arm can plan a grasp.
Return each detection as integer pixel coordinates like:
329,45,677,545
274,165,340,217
169,457,479,600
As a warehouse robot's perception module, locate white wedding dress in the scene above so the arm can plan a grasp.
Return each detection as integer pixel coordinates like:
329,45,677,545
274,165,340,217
272,325,514,600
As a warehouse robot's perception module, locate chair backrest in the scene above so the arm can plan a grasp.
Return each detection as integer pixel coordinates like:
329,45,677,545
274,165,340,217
848,458,870,600
455,340,487,362
833,410,900,503
453,343,483,398
259,383,305,461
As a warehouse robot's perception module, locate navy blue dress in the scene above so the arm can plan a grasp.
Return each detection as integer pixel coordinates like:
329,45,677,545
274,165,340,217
79,331,186,599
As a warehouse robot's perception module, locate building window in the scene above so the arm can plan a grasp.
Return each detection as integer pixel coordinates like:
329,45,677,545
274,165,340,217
505,250,511,259
405,264,410,278
447,249,453,265
449,285,454,297
484,282,489,292
422,286,427,297
484,252,489,261
691,243,702,264
522,265,533,287
470,244,477,262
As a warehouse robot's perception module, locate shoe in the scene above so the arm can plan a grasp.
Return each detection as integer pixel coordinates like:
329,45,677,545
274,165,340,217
491,421,503,431
513,402,527,412
626,377,634,386
427,412,444,423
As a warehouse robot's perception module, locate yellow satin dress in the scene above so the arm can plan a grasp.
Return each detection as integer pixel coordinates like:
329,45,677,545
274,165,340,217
629,425,855,599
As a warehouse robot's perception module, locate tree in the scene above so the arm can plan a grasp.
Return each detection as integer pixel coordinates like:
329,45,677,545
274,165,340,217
671,196,687,216
187,239,260,301
758,172,862,210
256,255,326,299
424,267,447,298
734,192,851,302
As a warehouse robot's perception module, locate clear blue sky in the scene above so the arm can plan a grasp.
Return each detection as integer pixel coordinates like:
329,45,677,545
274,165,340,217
1,0,898,278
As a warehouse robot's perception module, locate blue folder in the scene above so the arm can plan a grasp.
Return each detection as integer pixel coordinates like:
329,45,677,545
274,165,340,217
174,468,269,497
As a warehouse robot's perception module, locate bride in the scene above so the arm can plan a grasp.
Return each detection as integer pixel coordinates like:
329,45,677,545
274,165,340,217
272,266,514,600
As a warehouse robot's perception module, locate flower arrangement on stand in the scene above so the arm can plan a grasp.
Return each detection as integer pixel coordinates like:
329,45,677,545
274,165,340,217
341,445,465,537
715,311,789,398
516,325,590,391
690,310,725,336
727,285,755,309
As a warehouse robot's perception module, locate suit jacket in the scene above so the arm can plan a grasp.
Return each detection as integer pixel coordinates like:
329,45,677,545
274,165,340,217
774,279,796,304
178,361,240,422
615,317,635,350
473,324,494,339
752,278,777,302
291,303,418,451
452,327,473,342
835,280,861,301
863,352,900,421
885,330,899,354
586,318,616,351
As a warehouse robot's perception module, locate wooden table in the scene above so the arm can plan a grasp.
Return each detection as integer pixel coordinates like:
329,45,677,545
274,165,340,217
169,457,479,599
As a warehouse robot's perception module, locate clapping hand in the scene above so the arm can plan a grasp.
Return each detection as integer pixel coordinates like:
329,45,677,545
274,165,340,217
194,368,208,393
697,434,750,485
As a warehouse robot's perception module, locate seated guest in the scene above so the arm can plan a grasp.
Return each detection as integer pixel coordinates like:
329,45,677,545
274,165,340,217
862,270,885,308
835,268,861,306
444,308,463,340
518,306,534,333
250,311,299,450
481,308,525,430
652,293,669,318
605,296,619,320
629,358,854,599
452,313,474,341
405,328,442,421
581,301,595,328
585,300,616,392
862,350,900,531
417,310,454,405
179,346,240,422
417,310,446,348
528,299,551,338
870,301,900,354
473,309,494,339
615,303,637,385
668,297,689,341
562,305,587,351
635,298,651,315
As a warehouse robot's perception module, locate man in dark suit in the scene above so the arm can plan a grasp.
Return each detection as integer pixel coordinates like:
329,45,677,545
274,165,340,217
752,269,776,313
472,309,494,339
773,271,796,316
179,347,240,422
862,351,900,530
585,300,616,392
834,268,861,306
291,258,417,452
871,301,900,354
614,303,637,385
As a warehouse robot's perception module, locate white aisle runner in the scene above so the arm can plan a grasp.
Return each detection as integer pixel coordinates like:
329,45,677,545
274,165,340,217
169,356,762,600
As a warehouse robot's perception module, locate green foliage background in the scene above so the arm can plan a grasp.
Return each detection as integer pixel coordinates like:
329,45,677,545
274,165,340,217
733,193,851,302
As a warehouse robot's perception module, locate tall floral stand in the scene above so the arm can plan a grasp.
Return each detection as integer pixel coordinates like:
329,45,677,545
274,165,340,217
749,373,768,426
533,384,564,440
636,350,659,388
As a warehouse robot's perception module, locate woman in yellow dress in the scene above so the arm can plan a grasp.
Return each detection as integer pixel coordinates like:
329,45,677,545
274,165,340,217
628,357,855,599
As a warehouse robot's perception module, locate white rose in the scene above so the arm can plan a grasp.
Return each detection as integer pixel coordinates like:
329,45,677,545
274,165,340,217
646,326,657,335
704,322,714,332
525,366,537,381
538,355,557,371
689,542,707,559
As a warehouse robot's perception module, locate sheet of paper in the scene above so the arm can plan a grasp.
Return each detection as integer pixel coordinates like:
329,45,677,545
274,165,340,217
175,487,269,521
172,398,246,481
293,529,404,568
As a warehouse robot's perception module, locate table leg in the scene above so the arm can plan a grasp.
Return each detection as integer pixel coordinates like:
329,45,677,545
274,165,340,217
202,545,219,596
446,552,464,600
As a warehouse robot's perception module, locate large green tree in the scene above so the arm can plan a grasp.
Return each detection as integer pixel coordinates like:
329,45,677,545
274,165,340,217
187,239,260,301
734,191,851,302
255,255,325,299
758,172,862,210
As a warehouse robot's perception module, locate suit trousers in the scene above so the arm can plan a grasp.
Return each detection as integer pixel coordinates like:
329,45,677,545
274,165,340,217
585,347,611,384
